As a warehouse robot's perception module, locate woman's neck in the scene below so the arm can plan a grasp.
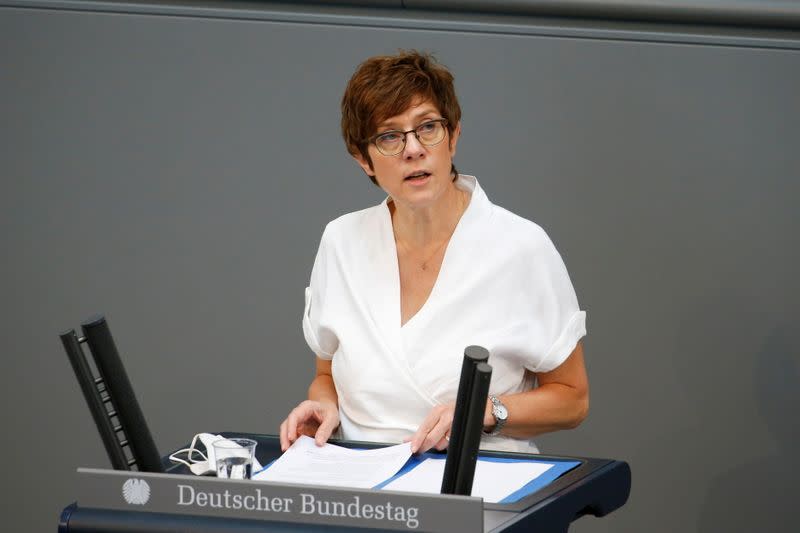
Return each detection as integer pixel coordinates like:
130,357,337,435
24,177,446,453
390,182,469,249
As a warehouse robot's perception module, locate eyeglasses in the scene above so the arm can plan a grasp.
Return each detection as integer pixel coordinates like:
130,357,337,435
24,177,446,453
368,118,449,156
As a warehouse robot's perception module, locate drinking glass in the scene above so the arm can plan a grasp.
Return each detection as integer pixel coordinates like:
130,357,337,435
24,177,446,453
213,438,257,480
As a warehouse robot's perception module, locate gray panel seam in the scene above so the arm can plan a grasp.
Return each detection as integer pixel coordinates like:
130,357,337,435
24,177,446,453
1,1,799,50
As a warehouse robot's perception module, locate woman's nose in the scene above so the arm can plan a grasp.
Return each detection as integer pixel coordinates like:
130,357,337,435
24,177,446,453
402,132,426,159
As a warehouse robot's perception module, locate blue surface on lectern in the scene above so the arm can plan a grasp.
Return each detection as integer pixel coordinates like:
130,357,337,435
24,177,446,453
370,454,582,503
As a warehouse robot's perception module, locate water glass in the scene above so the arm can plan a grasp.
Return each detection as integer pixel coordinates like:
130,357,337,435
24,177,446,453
213,438,257,480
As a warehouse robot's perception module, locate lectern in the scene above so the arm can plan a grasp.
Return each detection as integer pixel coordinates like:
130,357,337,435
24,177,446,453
60,320,631,532
60,432,630,532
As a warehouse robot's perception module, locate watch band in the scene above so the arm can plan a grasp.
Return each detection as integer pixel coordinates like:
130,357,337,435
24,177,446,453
484,394,508,436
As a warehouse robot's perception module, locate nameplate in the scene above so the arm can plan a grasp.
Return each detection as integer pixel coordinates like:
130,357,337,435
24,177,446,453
76,468,483,532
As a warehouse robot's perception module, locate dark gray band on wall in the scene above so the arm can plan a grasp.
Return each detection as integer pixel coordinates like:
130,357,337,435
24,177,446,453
3,0,799,50
4,0,800,30
405,1,800,30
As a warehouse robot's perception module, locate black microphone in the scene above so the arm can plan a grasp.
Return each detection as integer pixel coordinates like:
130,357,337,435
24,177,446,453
441,345,490,495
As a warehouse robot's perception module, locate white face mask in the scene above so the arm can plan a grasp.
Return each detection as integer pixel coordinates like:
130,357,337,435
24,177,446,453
168,433,226,475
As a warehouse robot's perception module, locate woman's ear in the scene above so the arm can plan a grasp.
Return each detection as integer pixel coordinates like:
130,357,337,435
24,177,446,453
353,153,375,179
449,121,461,158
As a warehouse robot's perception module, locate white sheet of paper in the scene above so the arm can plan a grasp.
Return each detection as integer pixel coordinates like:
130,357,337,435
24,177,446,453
381,458,555,503
253,435,412,489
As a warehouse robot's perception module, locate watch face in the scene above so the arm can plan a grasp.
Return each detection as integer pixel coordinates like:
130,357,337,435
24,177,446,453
495,404,508,420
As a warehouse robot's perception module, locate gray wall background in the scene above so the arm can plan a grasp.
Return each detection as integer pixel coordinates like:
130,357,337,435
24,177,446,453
1,1,798,531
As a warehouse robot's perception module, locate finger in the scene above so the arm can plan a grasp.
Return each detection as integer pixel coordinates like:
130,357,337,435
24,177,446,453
279,420,289,452
285,412,300,447
410,425,429,454
411,410,441,453
286,403,316,446
418,419,450,454
418,412,453,454
287,402,315,439
433,431,450,452
314,413,337,446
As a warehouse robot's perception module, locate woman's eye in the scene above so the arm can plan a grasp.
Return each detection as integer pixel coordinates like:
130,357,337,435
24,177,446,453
417,122,437,133
378,132,401,143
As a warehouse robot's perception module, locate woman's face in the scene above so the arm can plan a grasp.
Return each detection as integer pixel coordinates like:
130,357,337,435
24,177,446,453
354,99,461,212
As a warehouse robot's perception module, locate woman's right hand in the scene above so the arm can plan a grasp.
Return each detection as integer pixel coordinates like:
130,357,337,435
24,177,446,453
279,399,340,452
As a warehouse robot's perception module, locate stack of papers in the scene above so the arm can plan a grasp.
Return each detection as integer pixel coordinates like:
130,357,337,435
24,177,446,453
254,436,413,489
253,436,557,503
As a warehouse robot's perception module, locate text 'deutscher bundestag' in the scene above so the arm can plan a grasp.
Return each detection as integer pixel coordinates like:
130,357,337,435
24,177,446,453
76,468,483,532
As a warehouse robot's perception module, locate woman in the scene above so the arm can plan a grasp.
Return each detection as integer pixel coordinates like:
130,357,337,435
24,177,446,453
280,51,588,455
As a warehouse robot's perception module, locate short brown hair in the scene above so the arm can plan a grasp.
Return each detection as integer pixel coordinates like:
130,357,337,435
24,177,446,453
341,50,462,185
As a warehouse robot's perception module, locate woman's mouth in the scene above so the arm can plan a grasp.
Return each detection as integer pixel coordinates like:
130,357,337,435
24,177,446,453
404,171,431,182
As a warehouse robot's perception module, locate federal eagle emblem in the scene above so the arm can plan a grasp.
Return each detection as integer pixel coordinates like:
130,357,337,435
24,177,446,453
122,478,151,505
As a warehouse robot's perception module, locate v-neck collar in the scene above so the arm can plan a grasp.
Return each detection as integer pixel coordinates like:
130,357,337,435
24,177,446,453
377,175,488,331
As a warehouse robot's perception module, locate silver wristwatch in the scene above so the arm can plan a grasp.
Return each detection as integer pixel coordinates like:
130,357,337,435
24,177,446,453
484,395,508,436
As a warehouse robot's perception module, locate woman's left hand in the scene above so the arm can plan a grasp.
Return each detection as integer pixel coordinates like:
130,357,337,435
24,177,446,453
408,403,456,454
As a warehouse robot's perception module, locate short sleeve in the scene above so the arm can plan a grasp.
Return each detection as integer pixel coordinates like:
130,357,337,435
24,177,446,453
301,227,339,359
523,228,587,373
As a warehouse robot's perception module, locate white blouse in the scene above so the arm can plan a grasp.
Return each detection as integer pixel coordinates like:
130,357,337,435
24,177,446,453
302,175,586,453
